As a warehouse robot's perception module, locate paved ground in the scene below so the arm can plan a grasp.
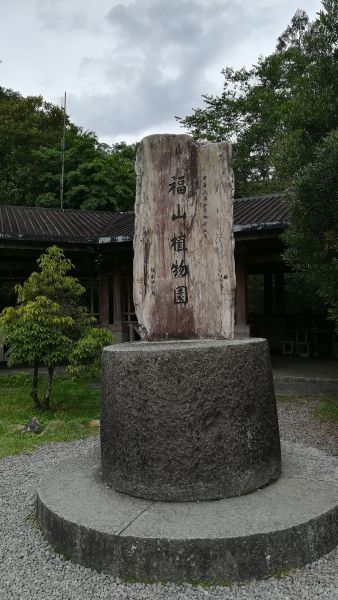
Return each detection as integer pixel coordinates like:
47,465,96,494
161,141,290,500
272,356,338,379
0,357,337,598
271,356,338,396
1,354,337,377
36,441,338,584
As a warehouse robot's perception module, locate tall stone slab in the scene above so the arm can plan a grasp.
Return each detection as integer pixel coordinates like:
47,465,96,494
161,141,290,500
134,134,235,340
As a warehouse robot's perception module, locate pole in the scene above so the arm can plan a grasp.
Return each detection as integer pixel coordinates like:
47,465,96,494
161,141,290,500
60,91,66,210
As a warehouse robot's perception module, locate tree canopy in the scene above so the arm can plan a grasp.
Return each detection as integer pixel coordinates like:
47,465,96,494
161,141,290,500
283,130,338,324
0,88,137,211
178,1,338,197
179,0,338,327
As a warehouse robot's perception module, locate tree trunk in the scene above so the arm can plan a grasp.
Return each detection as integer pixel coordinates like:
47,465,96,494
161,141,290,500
31,362,41,409
43,366,54,410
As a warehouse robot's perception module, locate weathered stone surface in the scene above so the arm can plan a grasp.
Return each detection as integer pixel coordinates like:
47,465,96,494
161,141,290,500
101,338,281,501
36,442,338,584
133,134,235,340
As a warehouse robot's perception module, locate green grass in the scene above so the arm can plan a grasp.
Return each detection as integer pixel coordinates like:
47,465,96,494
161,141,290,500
278,393,338,422
313,397,338,422
0,372,100,458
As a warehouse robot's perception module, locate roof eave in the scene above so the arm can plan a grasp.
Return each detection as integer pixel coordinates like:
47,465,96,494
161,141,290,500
233,221,288,233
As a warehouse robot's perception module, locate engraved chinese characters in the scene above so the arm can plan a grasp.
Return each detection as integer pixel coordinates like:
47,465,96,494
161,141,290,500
133,134,236,340
169,176,189,305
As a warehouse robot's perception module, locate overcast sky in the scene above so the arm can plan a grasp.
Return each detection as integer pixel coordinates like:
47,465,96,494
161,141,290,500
0,0,320,145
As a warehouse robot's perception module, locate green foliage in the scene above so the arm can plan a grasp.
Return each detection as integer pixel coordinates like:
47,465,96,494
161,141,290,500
0,88,66,205
180,1,338,326
313,396,338,422
0,246,112,408
0,297,72,369
0,374,100,458
280,2,338,327
0,87,137,211
15,245,89,329
178,3,338,196
68,327,113,379
283,130,338,326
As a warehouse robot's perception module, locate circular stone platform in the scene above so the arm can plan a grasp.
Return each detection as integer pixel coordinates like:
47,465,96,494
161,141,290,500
101,338,281,501
36,442,338,584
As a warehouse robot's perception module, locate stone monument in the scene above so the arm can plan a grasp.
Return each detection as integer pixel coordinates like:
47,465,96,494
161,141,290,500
36,134,338,584
101,134,281,501
133,134,235,340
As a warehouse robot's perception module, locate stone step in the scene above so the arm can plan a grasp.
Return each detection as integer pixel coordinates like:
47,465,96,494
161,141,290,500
36,442,338,584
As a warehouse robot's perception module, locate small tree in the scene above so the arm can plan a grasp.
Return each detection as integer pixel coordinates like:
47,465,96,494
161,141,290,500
0,246,113,409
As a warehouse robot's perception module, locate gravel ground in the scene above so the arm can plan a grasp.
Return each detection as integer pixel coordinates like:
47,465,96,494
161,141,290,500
277,398,338,457
0,399,337,600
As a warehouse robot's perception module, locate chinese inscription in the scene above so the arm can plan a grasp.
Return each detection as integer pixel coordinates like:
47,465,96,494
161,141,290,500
169,175,189,305
150,267,156,296
202,175,208,238
172,204,186,221
168,175,187,195
174,285,188,305
170,234,186,252
171,259,189,278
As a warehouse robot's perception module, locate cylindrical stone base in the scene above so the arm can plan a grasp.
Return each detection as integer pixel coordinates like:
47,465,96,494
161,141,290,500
101,338,281,501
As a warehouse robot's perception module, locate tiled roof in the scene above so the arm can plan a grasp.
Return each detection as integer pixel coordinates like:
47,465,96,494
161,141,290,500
0,194,288,244
0,206,134,243
233,193,288,232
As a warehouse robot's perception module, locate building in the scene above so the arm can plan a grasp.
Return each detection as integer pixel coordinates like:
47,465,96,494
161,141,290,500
1,195,332,355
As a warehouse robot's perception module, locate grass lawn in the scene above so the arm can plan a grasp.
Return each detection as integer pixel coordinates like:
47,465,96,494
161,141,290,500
278,393,338,422
0,372,100,458
313,397,338,422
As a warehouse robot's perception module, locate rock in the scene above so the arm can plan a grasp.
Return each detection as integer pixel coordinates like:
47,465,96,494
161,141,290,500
88,419,100,428
42,420,65,434
22,417,42,434
133,134,236,341
101,339,281,501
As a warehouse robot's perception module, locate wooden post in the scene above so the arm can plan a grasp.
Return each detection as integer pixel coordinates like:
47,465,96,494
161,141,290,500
235,260,246,326
235,260,250,337
109,266,124,342
99,272,110,327
275,271,285,316
264,272,274,316
112,267,122,325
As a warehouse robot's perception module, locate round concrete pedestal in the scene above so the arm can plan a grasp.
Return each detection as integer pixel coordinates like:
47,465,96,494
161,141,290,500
36,442,338,584
101,338,281,501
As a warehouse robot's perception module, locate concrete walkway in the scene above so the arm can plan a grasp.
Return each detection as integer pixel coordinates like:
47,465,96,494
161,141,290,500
1,357,338,395
272,356,338,395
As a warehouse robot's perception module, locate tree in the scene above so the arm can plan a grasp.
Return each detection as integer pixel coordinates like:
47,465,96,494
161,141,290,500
0,247,112,409
105,142,138,212
270,1,338,183
176,11,306,195
0,88,137,211
280,1,338,328
283,130,338,326
177,7,337,196
32,135,137,212
0,88,66,205
179,0,338,326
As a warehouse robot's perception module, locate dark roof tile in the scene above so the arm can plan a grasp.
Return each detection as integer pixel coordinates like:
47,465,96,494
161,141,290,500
0,194,289,243
233,193,288,231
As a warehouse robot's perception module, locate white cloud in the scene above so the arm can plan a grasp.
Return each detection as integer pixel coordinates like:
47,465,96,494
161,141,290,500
0,0,321,142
